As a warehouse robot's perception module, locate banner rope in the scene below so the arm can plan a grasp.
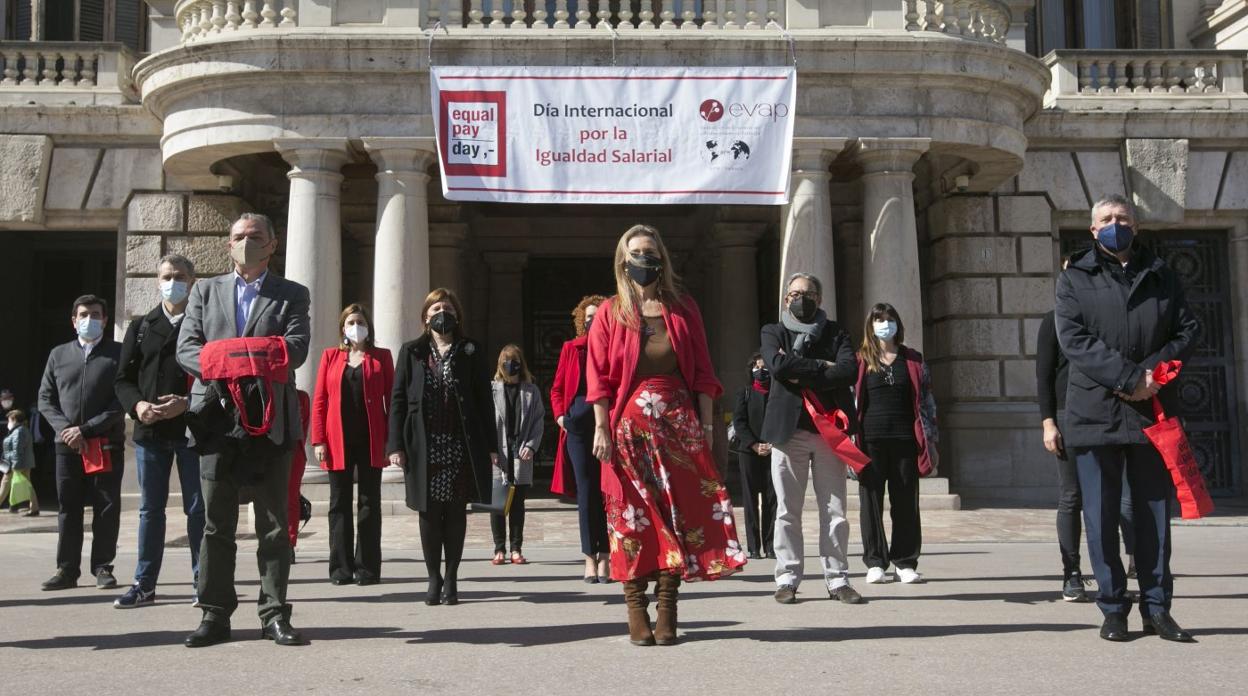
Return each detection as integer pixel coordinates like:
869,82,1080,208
425,21,449,68
767,20,797,69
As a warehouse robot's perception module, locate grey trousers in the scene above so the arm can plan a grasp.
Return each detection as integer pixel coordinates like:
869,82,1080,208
771,429,850,590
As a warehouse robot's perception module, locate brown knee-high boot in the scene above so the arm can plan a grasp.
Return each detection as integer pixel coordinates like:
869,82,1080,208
622,577,655,646
654,572,680,645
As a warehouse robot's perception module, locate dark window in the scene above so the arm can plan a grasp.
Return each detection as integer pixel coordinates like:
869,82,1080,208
40,0,146,50
1033,0,1168,55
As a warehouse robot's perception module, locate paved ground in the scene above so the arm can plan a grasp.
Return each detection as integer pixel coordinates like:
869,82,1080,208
0,504,1245,695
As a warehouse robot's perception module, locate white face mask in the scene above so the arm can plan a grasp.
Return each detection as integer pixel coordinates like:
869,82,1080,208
344,324,369,345
0,400,13,410
6,421,16,432
160,279,189,305
873,320,898,341
77,317,104,342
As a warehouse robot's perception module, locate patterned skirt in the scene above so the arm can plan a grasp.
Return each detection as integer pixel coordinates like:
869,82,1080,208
606,375,747,582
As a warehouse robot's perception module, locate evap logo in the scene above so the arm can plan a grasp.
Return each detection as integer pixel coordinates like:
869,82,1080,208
699,99,724,122
699,98,789,123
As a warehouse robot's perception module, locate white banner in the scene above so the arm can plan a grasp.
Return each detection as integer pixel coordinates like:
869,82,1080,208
431,66,796,205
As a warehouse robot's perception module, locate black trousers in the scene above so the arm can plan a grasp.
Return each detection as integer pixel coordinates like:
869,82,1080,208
327,458,383,582
491,484,530,553
1056,450,1136,578
858,438,921,571
566,396,608,556
736,450,776,556
197,441,292,625
419,500,468,593
54,449,123,578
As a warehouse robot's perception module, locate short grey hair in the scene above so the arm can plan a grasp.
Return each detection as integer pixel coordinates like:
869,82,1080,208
158,253,195,277
234,212,276,241
786,272,823,297
1091,194,1136,226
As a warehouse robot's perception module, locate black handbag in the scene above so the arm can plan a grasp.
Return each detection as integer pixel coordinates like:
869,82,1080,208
471,463,516,516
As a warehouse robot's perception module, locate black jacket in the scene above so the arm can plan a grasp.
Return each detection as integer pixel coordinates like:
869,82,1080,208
387,334,497,512
38,338,125,454
115,306,193,443
731,385,768,452
1055,245,1200,447
759,319,858,445
1035,310,1068,421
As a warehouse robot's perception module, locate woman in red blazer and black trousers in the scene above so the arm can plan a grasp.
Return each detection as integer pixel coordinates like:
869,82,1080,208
310,303,394,586
549,294,610,583
588,224,746,647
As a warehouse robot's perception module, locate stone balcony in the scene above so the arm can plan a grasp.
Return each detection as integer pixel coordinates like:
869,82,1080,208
0,42,139,105
1043,49,1248,111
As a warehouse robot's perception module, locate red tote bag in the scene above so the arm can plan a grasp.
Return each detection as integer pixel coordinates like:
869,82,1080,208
1144,361,1215,520
802,390,872,475
200,336,290,437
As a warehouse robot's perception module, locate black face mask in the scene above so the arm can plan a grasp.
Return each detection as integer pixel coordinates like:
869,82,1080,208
429,311,458,336
626,253,663,287
752,368,769,383
504,359,521,376
788,296,817,322
583,318,593,334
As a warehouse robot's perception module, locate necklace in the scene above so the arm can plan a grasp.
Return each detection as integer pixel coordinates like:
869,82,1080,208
883,362,896,386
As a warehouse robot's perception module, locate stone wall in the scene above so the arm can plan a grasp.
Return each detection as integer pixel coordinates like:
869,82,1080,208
119,192,251,329
925,193,1060,503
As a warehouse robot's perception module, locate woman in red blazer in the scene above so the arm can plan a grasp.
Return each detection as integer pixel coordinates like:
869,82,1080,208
587,224,745,647
549,294,610,583
310,303,394,586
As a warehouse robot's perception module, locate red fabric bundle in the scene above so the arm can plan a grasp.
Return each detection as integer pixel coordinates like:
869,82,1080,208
200,336,290,437
1144,360,1214,520
81,437,112,475
802,389,871,475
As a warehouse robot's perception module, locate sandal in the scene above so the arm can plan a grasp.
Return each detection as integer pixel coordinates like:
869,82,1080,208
510,552,528,565
491,552,506,566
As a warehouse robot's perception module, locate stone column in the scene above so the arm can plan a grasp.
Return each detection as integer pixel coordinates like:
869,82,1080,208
482,251,528,358
429,223,469,296
362,138,437,353
274,138,349,393
780,139,846,313
858,137,931,351
711,223,766,402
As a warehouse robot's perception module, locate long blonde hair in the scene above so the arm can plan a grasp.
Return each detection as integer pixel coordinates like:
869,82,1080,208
858,303,906,373
611,224,684,329
493,344,534,383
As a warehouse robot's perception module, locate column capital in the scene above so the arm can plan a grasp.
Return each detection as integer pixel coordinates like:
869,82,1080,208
791,137,848,173
710,222,767,248
429,222,470,248
361,137,438,174
856,138,931,174
274,138,350,175
483,251,529,272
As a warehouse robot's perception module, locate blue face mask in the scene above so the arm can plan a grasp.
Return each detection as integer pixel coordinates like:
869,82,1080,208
160,279,189,305
873,320,898,341
1096,222,1135,253
76,317,104,342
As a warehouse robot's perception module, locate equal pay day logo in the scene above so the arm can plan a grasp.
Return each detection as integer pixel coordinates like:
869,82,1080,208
439,90,508,178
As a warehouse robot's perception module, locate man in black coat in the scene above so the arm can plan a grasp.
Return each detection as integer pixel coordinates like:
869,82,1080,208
1056,194,1200,642
760,273,862,605
113,254,205,609
37,294,125,591
731,352,776,559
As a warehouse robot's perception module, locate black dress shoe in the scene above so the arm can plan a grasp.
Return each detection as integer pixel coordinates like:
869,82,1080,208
356,576,380,587
425,580,443,606
1099,612,1129,642
442,589,459,606
41,571,78,591
1144,611,1194,642
185,620,231,648
330,576,353,586
261,618,309,646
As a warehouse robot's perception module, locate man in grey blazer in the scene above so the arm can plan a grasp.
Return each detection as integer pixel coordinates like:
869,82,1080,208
176,213,311,648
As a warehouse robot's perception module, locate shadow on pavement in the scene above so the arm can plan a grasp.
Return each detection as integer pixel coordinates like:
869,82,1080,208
0,631,192,650
687,622,1093,642
405,620,739,646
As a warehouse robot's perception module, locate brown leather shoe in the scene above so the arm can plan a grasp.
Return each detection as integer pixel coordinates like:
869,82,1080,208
622,578,655,646
654,573,681,645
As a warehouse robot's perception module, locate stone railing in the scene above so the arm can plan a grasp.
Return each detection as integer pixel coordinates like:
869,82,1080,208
904,0,1011,45
1044,50,1248,110
426,0,783,30
0,42,139,104
176,0,298,42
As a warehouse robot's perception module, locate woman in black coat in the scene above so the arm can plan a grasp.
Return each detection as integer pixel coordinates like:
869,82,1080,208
731,352,775,559
387,288,497,606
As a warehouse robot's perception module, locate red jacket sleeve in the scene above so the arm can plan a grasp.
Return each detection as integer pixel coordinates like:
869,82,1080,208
309,348,333,446
586,299,615,405
681,297,723,400
550,340,575,419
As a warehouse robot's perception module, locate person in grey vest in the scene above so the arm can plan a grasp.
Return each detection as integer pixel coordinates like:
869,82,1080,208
177,213,311,648
37,294,125,591
113,254,205,609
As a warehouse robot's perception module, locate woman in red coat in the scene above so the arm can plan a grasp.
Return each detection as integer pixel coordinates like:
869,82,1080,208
550,294,610,583
310,303,394,586
588,224,745,647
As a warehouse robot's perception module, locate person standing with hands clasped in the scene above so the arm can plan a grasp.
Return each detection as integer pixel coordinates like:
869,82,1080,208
854,303,938,585
489,345,545,566
731,352,776,559
1056,194,1199,642
588,224,744,647
761,273,862,605
310,304,394,586
387,288,496,607
113,254,205,608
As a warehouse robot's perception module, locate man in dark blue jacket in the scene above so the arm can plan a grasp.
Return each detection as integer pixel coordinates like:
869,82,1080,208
1056,194,1200,642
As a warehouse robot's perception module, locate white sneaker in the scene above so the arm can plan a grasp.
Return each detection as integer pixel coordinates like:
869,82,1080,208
895,567,923,584
865,567,889,584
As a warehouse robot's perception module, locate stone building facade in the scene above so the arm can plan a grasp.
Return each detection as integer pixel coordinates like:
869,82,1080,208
2,0,1246,503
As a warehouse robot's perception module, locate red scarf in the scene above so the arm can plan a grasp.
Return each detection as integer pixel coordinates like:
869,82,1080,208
752,379,770,394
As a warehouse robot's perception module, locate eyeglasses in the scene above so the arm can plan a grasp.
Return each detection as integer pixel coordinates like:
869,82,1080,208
785,291,819,301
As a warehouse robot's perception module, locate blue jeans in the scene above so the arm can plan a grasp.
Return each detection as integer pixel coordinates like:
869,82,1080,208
134,439,205,591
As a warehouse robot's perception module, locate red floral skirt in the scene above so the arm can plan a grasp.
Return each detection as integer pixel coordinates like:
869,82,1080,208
606,375,747,582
